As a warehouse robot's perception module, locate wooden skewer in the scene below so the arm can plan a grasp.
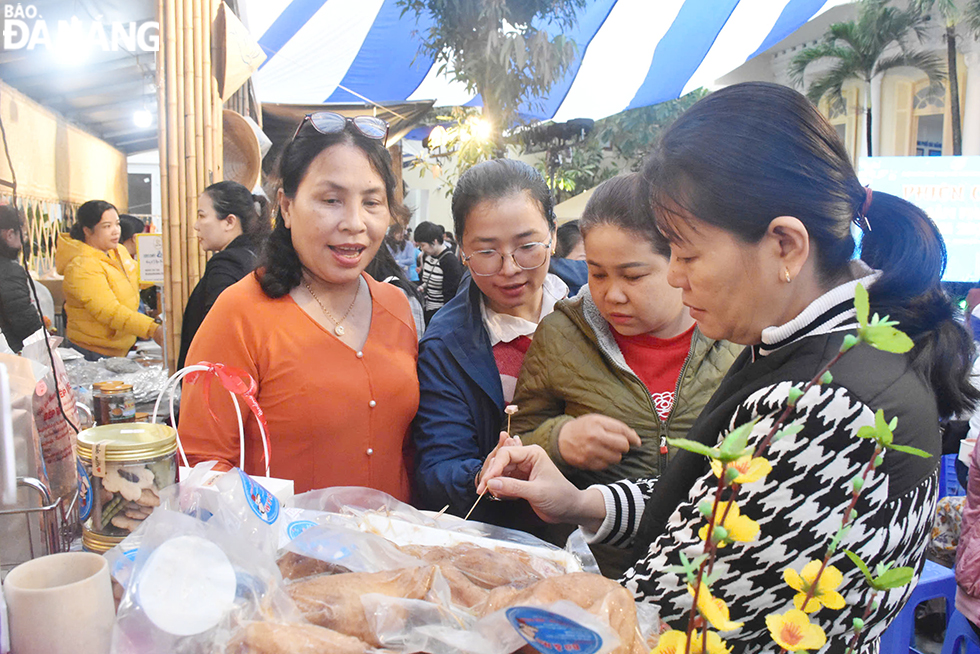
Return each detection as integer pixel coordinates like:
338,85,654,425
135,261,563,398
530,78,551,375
464,405,518,521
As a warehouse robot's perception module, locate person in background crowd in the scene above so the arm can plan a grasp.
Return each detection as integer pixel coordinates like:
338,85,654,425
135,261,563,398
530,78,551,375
366,239,425,341
56,200,163,360
118,214,145,259
555,219,586,260
549,220,589,297
511,173,741,576
479,82,977,650
0,205,42,353
444,230,458,255
956,423,980,640
413,159,567,536
177,181,271,369
180,112,418,498
117,213,161,320
415,220,464,324
385,224,420,282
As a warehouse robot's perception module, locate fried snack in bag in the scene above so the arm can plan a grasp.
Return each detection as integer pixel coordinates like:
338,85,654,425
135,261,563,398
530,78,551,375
287,566,440,646
225,621,377,654
399,542,552,589
481,572,649,654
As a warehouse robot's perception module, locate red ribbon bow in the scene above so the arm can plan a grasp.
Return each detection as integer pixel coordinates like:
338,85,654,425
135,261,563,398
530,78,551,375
185,362,270,473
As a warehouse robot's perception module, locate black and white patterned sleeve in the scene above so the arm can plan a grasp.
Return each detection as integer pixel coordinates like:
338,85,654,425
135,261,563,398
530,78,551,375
580,478,658,548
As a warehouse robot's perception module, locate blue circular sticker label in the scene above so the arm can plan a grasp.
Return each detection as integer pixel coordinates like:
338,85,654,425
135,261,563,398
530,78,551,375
77,459,93,521
238,469,280,524
505,607,603,654
287,520,317,540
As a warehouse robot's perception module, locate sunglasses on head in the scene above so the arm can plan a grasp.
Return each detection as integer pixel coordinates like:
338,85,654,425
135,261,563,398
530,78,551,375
292,111,390,146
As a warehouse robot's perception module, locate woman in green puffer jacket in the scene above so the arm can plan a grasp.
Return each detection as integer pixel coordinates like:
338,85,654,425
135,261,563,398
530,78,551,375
511,173,742,577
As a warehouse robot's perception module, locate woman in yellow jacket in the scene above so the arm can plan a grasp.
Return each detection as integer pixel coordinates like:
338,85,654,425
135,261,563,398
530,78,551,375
56,200,163,360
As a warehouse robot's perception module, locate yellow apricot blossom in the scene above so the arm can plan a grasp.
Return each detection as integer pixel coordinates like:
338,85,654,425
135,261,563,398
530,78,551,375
710,455,773,485
783,560,847,613
766,609,828,651
651,629,731,654
687,584,744,631
697,501,761,547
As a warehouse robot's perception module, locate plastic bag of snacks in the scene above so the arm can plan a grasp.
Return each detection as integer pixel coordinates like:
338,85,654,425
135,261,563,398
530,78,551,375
110,509,295,654
20,331,80,510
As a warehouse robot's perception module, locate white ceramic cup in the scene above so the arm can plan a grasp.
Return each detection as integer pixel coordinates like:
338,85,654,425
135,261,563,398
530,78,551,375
3,551,115,654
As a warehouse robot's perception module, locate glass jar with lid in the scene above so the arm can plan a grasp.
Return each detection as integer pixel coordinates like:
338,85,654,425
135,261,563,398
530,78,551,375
92,381,136,426
76,423,178,552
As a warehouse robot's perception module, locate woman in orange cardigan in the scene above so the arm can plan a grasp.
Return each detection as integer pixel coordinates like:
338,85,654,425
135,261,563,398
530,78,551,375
180,113,418,498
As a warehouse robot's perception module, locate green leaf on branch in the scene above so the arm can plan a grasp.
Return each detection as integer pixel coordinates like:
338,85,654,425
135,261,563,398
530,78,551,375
717,420,758,462
875,410,897,446
669,551,708,585
872,567,914,590
773,422,805,443
667,438,719,459
854,283,870,327
860,324,915,353
845,549,875,586
886,443,932,458
787,386,804,407
858,410,899,447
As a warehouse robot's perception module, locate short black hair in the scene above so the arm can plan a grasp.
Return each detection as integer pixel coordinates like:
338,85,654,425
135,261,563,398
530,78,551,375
118,214,145,243
70,200,117,241
554,220,582,259
0,204,23,259
414,221,444,245
580,174,670,259
451,159,555,240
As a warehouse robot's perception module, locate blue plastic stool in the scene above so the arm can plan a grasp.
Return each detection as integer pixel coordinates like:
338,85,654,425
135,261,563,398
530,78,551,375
879,559,956,654
942,454,967,499
941,610,980,654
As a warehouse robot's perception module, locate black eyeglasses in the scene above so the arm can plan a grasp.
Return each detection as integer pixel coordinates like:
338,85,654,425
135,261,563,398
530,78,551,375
292,111,390,146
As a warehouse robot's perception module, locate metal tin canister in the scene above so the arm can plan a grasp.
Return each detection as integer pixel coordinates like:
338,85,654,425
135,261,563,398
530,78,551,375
81,526,123,554
76,423,177,541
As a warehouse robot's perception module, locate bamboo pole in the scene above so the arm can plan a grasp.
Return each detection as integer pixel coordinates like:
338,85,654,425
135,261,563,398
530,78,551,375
183,0,200,294
202,0,214,189
176,0,189,363
193,0,207,275
156,0,170,368
212,0,223,187
166,0,183,369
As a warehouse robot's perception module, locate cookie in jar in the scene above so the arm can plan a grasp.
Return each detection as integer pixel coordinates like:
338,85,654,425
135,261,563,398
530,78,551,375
76,423,178,552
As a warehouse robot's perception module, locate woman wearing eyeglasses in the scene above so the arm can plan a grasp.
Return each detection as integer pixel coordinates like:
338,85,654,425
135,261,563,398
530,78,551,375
412,159,567,533
179,113,419,498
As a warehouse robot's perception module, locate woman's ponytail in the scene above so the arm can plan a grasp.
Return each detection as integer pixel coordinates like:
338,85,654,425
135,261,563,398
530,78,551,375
860,192,978,418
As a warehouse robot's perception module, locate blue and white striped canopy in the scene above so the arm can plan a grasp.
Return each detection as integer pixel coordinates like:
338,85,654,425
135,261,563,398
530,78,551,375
244,0,847,122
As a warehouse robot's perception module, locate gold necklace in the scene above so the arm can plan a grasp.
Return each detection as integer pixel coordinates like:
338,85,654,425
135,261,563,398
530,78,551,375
304,278,360,336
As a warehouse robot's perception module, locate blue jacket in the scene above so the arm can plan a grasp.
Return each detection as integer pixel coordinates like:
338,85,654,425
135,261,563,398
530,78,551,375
389,242,420,282
413,276,579,542
548,258,588,297
414,277,503,515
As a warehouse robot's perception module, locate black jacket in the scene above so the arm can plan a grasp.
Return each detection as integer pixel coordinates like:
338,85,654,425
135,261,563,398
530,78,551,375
590,270,942,652
177,235,257,369
0,255,43,352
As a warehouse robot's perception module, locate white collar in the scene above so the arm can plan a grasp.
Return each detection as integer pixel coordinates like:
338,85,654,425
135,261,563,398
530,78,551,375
481,274,568,346
757,259,881,356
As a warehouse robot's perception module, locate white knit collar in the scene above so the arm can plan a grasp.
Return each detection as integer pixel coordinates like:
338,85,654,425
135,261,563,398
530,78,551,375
757,260,881,357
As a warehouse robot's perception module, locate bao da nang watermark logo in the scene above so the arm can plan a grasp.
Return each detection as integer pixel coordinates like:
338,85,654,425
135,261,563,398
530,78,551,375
3,4,159,52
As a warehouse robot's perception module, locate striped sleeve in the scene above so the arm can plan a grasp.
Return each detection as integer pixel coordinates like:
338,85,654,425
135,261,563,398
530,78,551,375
581,478,655,548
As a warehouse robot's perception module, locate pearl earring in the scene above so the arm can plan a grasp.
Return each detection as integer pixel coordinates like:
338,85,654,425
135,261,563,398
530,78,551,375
784,269,792,283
